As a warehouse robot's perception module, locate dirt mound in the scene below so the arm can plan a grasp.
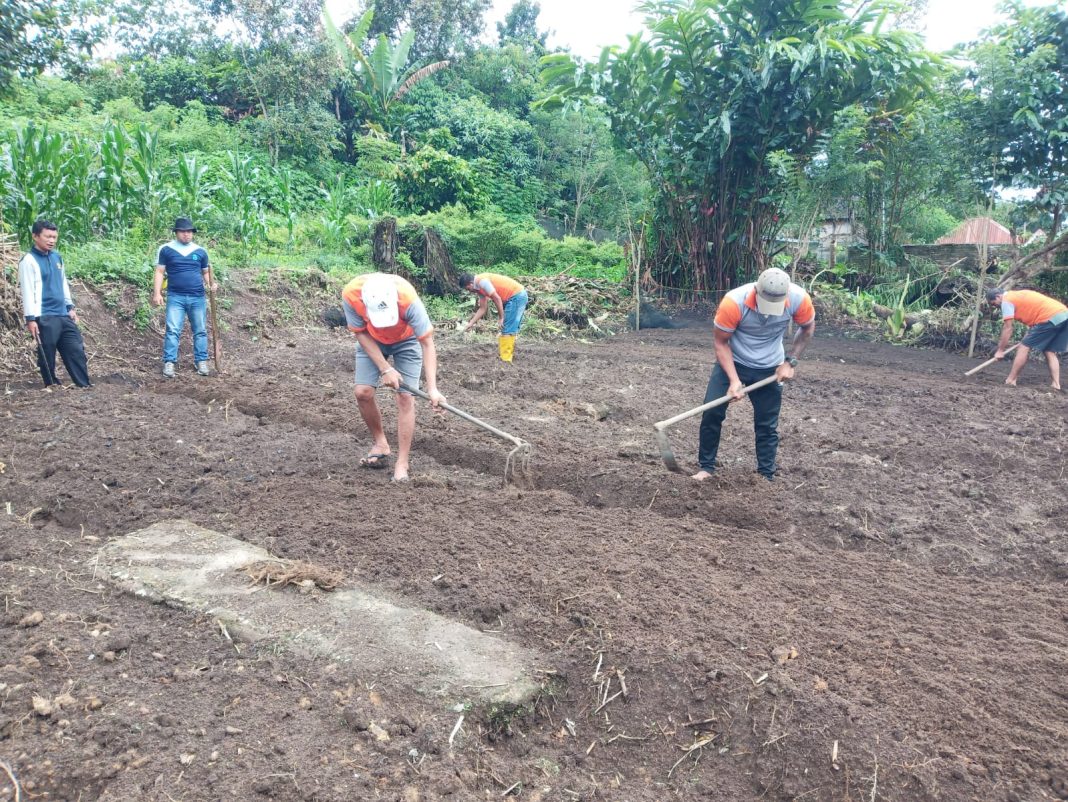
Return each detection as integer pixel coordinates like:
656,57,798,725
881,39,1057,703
1,280,1066,801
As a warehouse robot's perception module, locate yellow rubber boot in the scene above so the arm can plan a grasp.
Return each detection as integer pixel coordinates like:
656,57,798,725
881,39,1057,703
498,334,516,363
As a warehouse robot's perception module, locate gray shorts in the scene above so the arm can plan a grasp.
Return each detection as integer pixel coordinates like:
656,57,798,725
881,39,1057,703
1022,316,1068,354
355,337,423,393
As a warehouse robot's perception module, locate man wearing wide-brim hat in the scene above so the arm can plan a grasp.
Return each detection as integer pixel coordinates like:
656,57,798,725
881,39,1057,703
151,218,215,378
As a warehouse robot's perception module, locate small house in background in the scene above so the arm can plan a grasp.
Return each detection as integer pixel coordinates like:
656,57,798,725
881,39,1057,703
816,215,856,269
897,216,1019,272
935,216,1018,246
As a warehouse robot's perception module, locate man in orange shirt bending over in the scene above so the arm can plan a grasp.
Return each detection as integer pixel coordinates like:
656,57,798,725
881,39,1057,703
342,273,446,482
694,267,815,482
986,287,1067,390
458,272,528,362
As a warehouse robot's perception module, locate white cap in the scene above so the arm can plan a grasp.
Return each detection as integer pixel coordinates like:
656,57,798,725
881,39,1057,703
755,268,790,316
361,273,399,328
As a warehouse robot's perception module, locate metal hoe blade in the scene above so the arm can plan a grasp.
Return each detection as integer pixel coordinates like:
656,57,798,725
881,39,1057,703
399,384,533,487
654,423,683,474
652,375,780,475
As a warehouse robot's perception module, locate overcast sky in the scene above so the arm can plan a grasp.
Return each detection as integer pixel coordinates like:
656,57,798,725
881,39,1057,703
478,0,1045,58
319,0,1051,59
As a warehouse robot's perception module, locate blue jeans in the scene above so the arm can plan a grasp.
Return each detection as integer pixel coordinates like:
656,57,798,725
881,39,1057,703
502,290,528,335
164,293,208,363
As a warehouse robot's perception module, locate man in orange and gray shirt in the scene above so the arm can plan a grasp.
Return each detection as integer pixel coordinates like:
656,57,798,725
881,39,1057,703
342,272,446,482
986,287,1067,390
693,267,815,482
458,272,528,362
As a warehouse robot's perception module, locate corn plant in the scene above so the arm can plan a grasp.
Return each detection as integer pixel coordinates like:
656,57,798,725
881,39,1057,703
2,124,67,245
318,174,353,249
95,122,135,236
353,179,396,219
215,151,267,252
271,166,297,242
131,126,175,238
177,154,214,222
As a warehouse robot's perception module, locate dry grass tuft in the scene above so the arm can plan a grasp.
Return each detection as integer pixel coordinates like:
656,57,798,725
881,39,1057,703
239,559,345,591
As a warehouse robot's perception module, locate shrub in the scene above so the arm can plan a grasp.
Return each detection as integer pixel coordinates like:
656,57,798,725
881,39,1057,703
396,147,487,213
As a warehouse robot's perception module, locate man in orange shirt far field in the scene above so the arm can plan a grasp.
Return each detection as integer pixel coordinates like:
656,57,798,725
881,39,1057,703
986,287,1068,391
458,272,529,363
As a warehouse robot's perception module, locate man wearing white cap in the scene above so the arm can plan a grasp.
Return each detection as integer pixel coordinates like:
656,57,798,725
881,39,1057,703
341,272,446,482
693,267,815,482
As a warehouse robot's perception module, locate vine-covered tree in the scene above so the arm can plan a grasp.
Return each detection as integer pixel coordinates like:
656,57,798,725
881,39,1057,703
541,0,937,295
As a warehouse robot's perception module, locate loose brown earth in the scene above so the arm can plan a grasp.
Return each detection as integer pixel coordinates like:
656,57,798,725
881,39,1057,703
1,280,1066,802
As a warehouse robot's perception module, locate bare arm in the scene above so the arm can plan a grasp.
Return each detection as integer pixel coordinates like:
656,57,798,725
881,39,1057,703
790,320,815,358
463,296,489,332
994,319,1014,356
152,266,165,306
776,320,815,382
713,327,744,400
490,291,505,328
419,336,445,406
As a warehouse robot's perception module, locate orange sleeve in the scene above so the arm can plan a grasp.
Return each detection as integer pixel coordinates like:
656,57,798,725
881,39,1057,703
793,294,815,325
714,296,742,331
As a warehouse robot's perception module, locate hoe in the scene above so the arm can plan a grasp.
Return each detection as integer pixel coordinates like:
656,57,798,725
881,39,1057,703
653,375,780,473
401,384,532,486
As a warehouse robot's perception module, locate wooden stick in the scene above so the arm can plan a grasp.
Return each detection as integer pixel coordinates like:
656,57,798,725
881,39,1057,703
207,275,222,373
655,375,780,431
964,342,1020,376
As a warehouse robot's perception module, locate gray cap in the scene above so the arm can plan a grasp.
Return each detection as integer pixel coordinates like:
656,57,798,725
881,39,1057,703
755,268,790,315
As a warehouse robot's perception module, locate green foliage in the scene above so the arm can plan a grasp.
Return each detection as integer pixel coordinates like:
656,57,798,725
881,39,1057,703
397,147,486,213
354,135,402,179
212,151,268,246
323,7,451,133
0,0,105,89
358,0,492,63
405,94,540,214
64,239,155,285
904,205,959,244
956,4,1068,260
540,0,938,293
406,207,625,279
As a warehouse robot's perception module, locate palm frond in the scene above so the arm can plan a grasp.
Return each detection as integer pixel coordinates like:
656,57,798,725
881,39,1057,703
393,61,451,101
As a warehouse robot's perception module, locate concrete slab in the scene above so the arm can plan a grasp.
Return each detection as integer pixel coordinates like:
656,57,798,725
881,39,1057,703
96,520,542,707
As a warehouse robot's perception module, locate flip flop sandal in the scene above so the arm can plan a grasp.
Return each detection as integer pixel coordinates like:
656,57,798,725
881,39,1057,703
390,475,410,484
359,453,391,469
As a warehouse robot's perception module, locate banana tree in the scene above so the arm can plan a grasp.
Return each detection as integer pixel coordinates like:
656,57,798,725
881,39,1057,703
322,7,450,136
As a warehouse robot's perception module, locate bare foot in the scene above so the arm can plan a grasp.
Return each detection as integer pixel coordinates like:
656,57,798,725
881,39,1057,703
1004,377,1017,386
691,470,713,482
392,464,410,483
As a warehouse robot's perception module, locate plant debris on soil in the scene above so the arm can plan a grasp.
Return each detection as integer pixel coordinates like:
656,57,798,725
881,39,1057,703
1,276,1066,802
240,559,346,591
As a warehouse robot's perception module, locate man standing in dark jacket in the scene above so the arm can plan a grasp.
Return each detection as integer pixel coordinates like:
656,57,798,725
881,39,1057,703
17,220,92,388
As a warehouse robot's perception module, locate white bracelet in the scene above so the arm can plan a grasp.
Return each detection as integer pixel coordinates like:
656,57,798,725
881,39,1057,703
382,367,397,375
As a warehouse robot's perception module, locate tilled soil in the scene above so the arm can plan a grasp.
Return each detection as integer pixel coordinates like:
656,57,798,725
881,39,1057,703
1,287,1067,802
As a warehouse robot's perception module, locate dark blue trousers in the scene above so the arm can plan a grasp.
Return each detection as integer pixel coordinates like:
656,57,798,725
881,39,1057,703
36,315,91,388
697,361,782,478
